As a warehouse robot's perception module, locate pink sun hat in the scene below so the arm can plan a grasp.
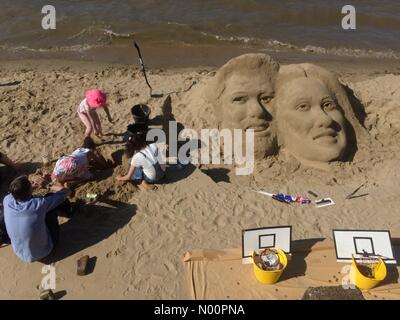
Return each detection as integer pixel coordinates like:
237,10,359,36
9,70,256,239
86,89,107,108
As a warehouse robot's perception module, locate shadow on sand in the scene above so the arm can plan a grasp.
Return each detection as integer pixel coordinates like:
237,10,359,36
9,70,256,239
279,238,325,281
42,198,137,263
0,162,43,197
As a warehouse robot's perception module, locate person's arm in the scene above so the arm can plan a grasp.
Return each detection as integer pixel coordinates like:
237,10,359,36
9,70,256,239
103,106,113,123
116,165,135,181
88,151,109,169
40,187,71,212
0,153,20,170
50,184,72,196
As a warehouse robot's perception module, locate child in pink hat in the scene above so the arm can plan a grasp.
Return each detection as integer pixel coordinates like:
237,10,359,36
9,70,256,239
77,89,113,138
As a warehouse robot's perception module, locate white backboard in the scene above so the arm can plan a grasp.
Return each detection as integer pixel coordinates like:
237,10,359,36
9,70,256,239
333,229,396,264
242,226,292,264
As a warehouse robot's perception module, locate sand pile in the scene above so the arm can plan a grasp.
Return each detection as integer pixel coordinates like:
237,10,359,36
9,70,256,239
348,75,400,140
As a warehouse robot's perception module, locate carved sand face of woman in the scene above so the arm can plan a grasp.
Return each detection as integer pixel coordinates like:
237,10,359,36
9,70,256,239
276,77,347,164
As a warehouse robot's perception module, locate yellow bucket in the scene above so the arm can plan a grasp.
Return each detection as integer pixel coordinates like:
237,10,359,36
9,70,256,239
252,249,288,285
351,256,387,290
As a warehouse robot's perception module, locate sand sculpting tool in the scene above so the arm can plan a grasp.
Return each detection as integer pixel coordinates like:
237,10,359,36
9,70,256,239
0,81,21,87
307,191,335,207
346,182,366,200
315,198,335,208
133,41,152,94
77,255,90,276
256,191,311,204
308,190,318,198
133,41,163,98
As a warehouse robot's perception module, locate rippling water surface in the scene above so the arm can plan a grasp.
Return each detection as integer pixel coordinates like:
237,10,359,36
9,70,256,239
1,0,399,63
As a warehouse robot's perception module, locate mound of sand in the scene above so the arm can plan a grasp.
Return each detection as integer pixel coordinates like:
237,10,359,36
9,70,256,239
349,75,400,139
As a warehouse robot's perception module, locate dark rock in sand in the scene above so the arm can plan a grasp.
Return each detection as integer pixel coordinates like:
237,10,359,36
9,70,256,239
302,286,365,300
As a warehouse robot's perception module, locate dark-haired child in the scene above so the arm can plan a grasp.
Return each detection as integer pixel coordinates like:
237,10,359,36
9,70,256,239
116,133,165,190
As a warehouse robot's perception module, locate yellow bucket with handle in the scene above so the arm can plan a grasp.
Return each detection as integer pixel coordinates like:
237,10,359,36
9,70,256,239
252,249,287,284
351,256,387,290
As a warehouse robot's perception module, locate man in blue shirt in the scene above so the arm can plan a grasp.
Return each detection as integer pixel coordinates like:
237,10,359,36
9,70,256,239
0,151,20,245
0,203,10,246
3,175,71,263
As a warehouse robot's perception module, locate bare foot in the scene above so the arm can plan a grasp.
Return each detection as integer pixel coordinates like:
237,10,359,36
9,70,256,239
138,181,158,191
95,134,106,142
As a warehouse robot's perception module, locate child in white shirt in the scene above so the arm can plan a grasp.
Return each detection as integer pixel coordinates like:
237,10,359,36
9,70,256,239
116,133,165,190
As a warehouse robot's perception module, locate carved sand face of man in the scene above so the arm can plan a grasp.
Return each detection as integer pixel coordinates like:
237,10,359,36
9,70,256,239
211,54,279,158
276,77,347,164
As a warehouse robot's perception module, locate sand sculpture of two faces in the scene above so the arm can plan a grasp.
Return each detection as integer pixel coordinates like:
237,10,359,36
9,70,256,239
205,53,363,169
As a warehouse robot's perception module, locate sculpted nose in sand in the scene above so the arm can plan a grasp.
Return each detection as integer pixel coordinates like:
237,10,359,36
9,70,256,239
275,77,347,166
206,53,280,159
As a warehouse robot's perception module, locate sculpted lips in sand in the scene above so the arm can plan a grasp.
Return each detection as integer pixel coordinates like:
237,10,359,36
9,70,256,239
312,128,338,143
244,120,271,136
276,77,346,164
